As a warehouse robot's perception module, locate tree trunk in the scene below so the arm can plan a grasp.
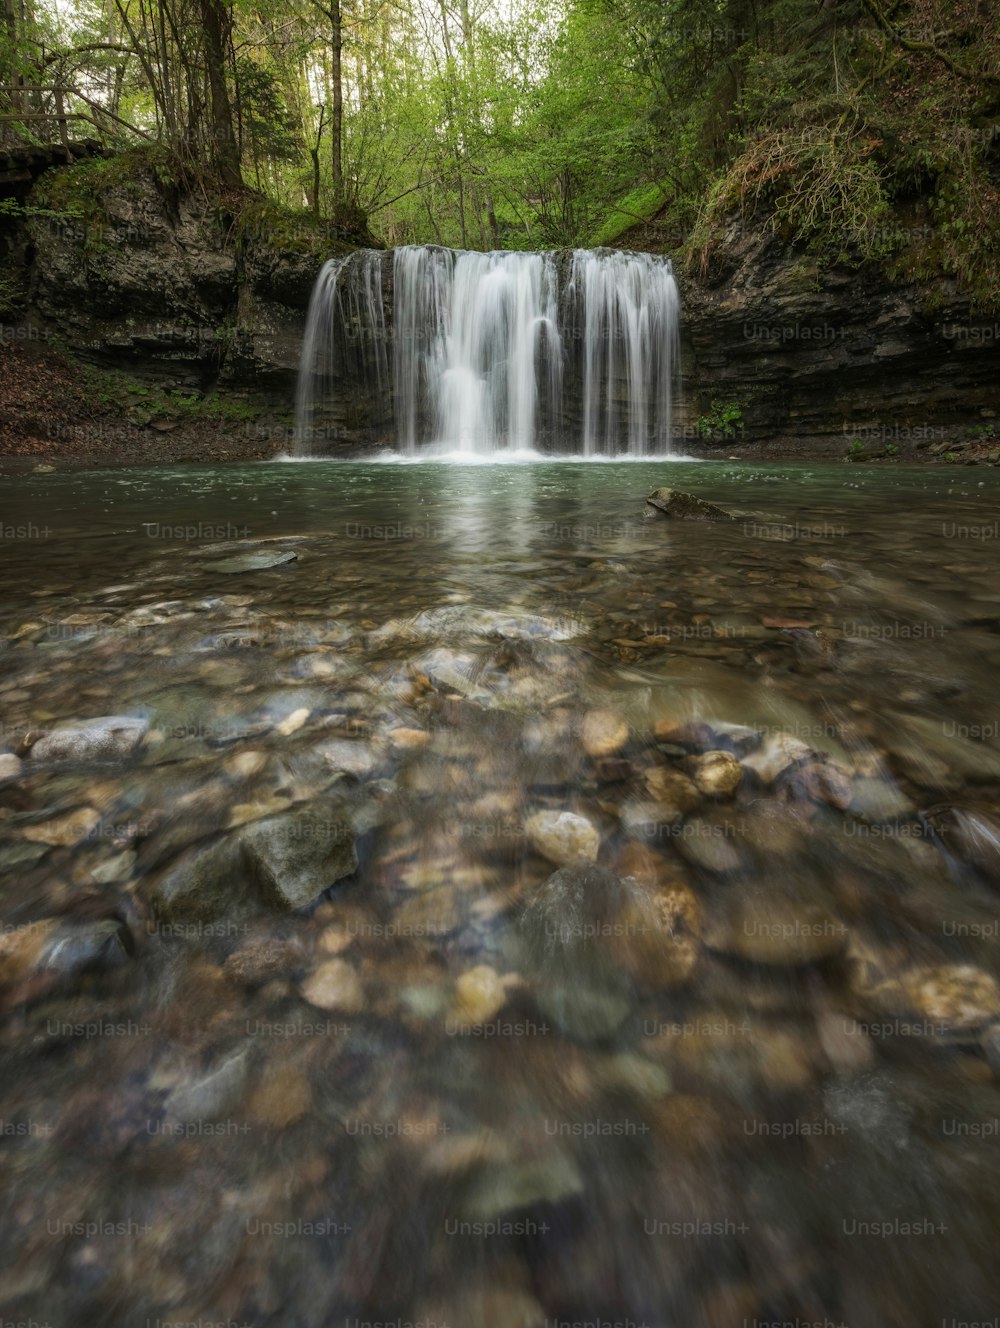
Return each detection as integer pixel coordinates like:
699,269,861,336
310,104,326,215
198,0,241,186
330,0,343,201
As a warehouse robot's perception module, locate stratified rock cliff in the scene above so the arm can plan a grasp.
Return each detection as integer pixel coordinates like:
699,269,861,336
22,155,371,404
673,219,1000,453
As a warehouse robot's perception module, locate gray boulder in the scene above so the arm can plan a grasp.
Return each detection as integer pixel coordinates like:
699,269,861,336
152,804,357,923
152,834,247,925
241,805,358,910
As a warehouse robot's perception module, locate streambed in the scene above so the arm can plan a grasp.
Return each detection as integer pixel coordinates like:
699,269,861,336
1,459,999,1327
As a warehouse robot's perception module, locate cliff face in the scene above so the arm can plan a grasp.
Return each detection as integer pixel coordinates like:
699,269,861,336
20,160,364,408
12,159,1000,458
672,220,1000,454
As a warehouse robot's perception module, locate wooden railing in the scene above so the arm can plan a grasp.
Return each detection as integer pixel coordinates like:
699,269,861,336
0,85,88,151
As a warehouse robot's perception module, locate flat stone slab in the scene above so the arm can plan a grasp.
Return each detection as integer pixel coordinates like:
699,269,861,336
30,716,149,765
206,550,299,574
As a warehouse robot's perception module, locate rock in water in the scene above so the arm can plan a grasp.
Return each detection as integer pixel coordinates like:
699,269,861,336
645,766,701,817
43,920,132,976
462,1152,585,1220
691,750,743,797
703,891,847,965
152,834,245,923
22,807,101,846
536,982,632,1041
525,810,600,865
521,864,636,1038
613,884,702,990
29,716,148,765
152,805,358,921
580,709,629,757
740,733,812,783
207,549,298,574
0,919,60,987
300,959,364,1012
240,806,358,910
452,965,509,1024
928,809,1000,880
900,964,1000,1034
165,1048,251,1123
317,739,380,780
646,488,734,521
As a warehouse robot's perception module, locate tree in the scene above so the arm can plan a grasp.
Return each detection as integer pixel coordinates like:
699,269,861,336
199,0,241,185
306,0,344,202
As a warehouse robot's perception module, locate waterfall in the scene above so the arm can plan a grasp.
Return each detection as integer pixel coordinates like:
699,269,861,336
296,251,390,454
294,244,680,457
568,249,681,457
295,256,349,455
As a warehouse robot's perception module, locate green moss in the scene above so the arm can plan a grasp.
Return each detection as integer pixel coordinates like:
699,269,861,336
233,197,356,260
31,146,182,221
590,181,671,248
75,360,267,427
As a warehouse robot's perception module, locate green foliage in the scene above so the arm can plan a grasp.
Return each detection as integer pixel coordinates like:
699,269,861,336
590,181,671,247
235,58,299,166
697,400,744,441
0,196,83,222
31,148,183,222
5,0,998,310
967,423,998,444
592,0,1000,307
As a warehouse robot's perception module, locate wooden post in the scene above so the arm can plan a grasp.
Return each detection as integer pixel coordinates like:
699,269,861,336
54,86,71,157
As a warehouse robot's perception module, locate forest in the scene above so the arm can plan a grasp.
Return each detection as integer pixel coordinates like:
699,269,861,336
2,0,999,300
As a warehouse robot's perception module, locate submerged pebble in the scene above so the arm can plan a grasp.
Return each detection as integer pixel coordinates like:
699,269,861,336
900,964,1000,1033
525,809,600,865
691,749,743,797
580,708,630,756
299,958,364,1012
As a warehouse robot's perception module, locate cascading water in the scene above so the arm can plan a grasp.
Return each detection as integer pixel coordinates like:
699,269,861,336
294,244,680,457
568,249,680,457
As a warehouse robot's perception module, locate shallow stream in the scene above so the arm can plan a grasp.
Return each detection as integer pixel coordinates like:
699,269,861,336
1,459,999,1328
